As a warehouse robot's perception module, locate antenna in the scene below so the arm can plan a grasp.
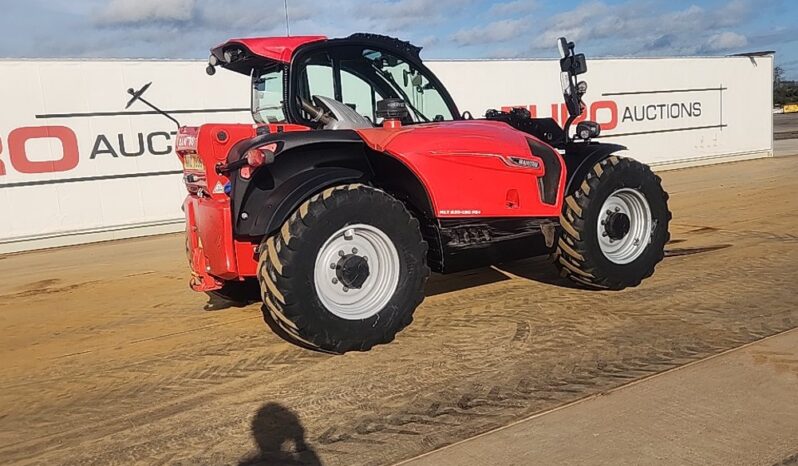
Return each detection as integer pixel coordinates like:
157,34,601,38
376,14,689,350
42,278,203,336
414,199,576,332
283,0,291,36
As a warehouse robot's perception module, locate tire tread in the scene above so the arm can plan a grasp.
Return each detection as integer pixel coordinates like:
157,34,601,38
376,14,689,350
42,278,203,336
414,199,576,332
555,156,671,290
257,183,429,353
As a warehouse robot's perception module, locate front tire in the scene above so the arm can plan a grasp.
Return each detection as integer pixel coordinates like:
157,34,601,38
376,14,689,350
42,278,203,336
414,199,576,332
257,184,429,353
555,155,671,289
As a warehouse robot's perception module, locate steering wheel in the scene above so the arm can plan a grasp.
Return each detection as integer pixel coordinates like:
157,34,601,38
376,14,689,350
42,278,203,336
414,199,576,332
299,96,334,126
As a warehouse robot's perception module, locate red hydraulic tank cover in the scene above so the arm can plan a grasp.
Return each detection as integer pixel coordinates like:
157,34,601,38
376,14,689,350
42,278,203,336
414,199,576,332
220,36,327,63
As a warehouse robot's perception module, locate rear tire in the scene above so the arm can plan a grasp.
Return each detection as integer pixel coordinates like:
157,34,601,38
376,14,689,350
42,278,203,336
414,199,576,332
257,183,429,353
555,155,671,290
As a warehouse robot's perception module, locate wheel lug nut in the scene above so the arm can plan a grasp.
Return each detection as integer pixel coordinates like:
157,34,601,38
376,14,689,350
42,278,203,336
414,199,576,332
332,277,338,284
343,286,349,292
330,263,336,269
602,231,608,237
352,247,358,254
614,207,620,212
363,256,368,261
338,250,345,257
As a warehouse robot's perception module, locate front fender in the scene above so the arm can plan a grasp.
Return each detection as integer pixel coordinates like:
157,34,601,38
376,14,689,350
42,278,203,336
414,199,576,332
563,142,627,195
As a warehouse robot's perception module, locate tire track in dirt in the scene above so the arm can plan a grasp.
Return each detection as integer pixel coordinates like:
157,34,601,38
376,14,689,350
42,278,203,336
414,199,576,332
1,156,797,465
26,237,796,466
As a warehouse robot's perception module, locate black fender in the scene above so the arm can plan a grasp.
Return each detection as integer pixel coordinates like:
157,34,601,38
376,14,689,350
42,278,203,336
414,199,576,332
241,166,368,237
229,129,437,241
231,130,371,237
562,142,627,195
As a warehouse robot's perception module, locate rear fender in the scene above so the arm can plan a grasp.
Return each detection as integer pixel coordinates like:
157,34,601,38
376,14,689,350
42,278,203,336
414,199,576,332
563,142,627,195
232,136,370,237
240,166,368,237
233,129,440,240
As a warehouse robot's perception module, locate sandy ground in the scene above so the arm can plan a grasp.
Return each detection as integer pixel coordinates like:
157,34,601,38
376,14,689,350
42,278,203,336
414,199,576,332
1,156,797,465
403,328,798,466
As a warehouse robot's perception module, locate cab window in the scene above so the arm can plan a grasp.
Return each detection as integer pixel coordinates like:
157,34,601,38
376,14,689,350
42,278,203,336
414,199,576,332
251,66,286,124
294,45,455,125
341,69,377,122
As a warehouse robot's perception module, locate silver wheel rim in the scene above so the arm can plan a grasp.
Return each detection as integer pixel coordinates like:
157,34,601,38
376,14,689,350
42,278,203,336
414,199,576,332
313,224,400,320
597,188,653,264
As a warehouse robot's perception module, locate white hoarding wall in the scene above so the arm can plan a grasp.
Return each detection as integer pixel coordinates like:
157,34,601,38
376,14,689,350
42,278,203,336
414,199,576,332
0,55,773,253
0,60,250,253
428,55,773,166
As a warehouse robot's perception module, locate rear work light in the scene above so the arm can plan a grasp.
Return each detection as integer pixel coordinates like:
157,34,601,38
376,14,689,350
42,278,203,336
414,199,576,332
240,143,278,179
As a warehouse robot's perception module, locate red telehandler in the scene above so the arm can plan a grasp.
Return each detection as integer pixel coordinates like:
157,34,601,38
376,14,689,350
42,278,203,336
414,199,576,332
127,34,670,353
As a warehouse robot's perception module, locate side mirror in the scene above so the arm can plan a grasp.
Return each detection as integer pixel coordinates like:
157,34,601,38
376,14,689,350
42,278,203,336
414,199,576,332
557,37,570,58
560,53,587,75
125,82,152,109
556,37,591,141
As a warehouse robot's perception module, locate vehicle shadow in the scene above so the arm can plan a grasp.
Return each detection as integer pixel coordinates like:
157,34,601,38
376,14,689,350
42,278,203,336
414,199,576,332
203,279,262,311
239,402,323,466
203,294,252,311
425,253,582,296
215,239,725,310
497,255,583,289
424,265,511,296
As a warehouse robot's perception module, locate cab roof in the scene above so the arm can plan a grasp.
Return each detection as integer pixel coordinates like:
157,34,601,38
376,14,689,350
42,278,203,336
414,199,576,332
212,36,327,64
209,33,422,75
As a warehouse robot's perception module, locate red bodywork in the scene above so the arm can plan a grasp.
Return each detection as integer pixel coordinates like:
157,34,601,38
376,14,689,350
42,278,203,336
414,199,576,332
214,36,327,63
356,120,564,218
177,123,310,291
178,120,564,290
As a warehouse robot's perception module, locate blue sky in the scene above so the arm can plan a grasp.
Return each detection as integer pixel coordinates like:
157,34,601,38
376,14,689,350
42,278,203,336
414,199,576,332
1,0,797,78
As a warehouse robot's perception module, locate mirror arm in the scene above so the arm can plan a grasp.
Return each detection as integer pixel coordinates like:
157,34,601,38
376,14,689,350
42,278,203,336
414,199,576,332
137,96,181,129
563,114,576,144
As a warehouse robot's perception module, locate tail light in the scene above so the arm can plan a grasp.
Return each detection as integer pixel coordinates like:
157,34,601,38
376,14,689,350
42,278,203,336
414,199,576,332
240,143,277,179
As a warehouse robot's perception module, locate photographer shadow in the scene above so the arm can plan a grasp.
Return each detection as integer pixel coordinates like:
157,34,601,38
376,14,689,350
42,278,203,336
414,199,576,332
239,403,322,466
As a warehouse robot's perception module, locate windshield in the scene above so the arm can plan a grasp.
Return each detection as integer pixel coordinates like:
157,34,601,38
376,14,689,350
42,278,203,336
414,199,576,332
252,67,286,124
362,48,453,123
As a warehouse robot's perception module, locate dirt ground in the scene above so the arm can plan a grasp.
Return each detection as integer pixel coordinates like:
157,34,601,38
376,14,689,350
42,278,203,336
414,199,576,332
1,156,797,465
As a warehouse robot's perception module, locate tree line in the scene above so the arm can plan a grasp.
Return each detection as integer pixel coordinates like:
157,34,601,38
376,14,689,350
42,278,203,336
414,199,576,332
775,66,798,107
